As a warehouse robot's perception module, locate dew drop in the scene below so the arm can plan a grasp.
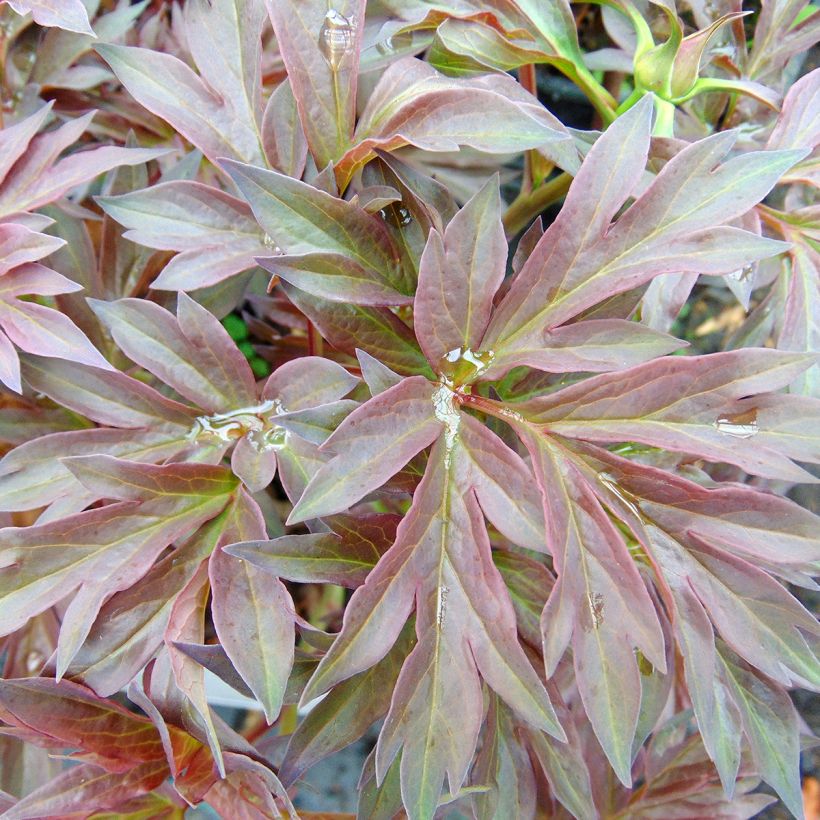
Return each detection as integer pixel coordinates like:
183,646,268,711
379,203,413,228
437,346,494,386
586,592,604,630
25,651,43,673
188,399,282,443
432,383,460,467
436,585,449,627
319,9,355,70
262,233,280,252
714,408,759,439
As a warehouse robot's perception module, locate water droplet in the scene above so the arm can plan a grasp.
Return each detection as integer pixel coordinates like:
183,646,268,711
598,472,643,520
437,347,494,387
188,399,284,443
714,408,759,439
379,203,413,228
586,592,604,630
25,651,43,673
436,585,449,627
432,383,460,467
499,407,524,422
319,9,355,70
262,233,280,252
728,264,753,283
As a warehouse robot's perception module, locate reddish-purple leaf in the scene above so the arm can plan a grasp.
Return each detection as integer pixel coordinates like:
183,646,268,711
520,430,664,785
288,377,440,522
98,181,270,292
264,0,366,169
210,494,295,724
90,295,256,413
335,57,577,185
96,0,268,166
519,349,819,482
484,96,801,351
414,177,505,368
225,513,399,587
20,355,196,428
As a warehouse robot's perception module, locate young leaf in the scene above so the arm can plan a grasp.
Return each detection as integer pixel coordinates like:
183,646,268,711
3,0,94,34
519,349,820,482
96,0,268,166
210,494,295,724
97,181,270,291
483,96,802,354
264,0,366,169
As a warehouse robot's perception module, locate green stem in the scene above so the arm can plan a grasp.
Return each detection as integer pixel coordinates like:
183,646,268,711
503,172,572,237
652,97,676,137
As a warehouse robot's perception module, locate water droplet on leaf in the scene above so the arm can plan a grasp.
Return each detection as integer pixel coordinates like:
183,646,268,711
436,585,449,627
714,408,759,439
437,347,494,386
432,383,460,467
319,9,355,70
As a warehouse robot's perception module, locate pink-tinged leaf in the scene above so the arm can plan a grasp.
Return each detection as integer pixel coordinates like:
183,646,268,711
458,414,546,552
370,438,563,816
0,105,51,182
694,536,818,687
0,458,237,670
97,181,269,291
335,57,577,185
164,561,224,775
483,318,687,379
0,145,166,218
260,251,412,305
210,495,294,724
67,511,229,696
718,649,803,819
484,96,804,349
261,79,308,178
0,109,165,218
264,0,366,169
525,720,597,820
275,399,358,445
262,355,359,411
230,434,278,492
579,444,820,566
520,431,664,785
471,697,538,820
288,377,440,522
20,356,196,428
0,329,20,393
278,623,413,786
300,434,562,820
0,428,192,512
3,0,94,34
0,678,167,767
273,434,325,504
0,224,64,272
520,349,820,482
767,67,820,151
221,160,406,292
225,513,399,587
779,245,820,397
414,177,505,367
64,455,239,502
284,285,432,376
357,348,403,395
90,296,256,413
0,296,110,371
96,1,267,166
0,761,171,820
